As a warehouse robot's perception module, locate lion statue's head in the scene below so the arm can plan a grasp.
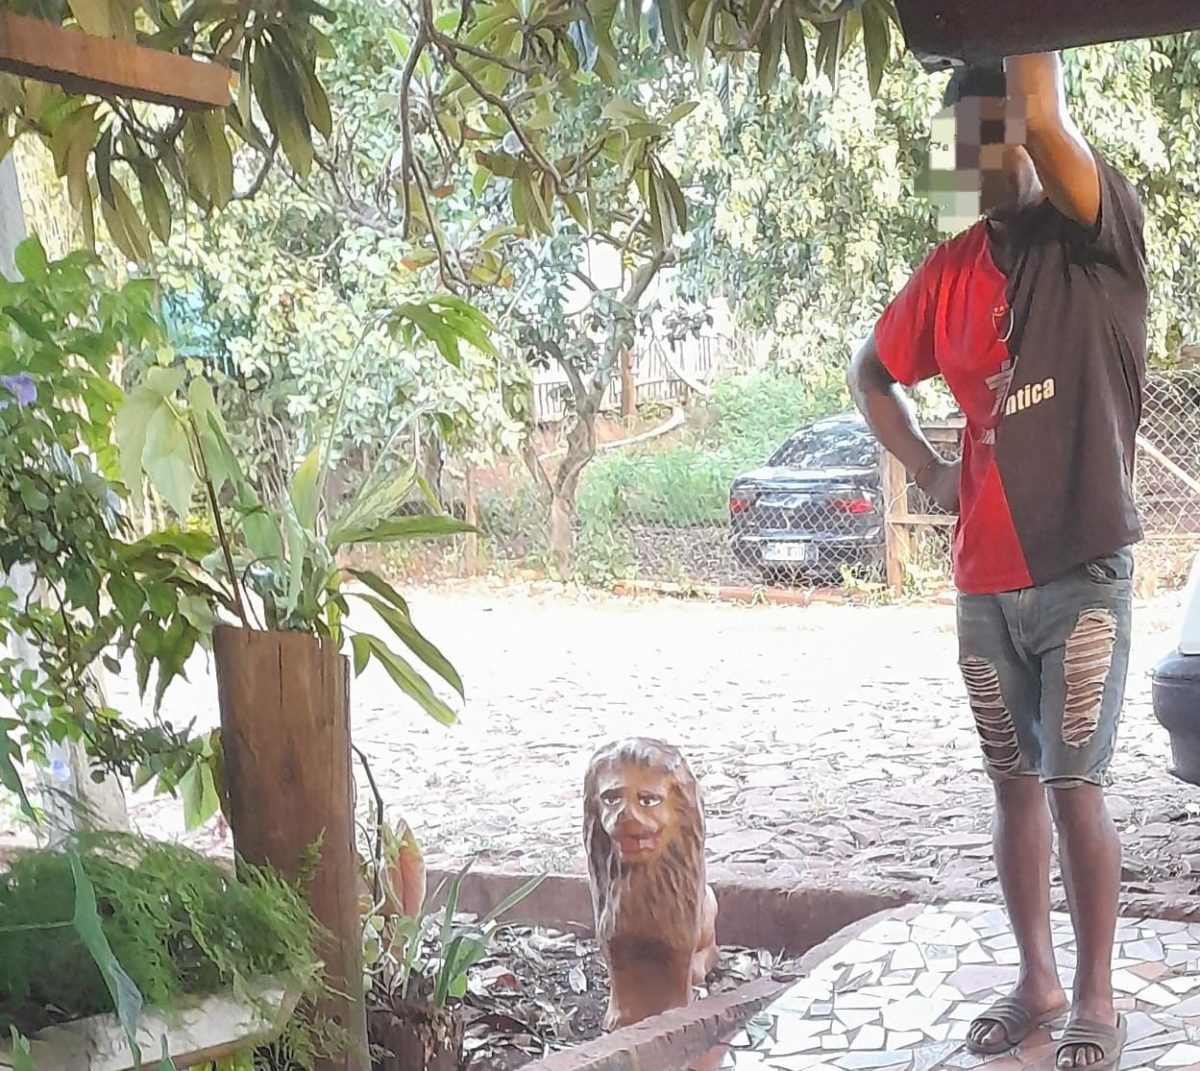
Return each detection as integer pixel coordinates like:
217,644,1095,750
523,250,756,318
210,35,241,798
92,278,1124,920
583,737,706,941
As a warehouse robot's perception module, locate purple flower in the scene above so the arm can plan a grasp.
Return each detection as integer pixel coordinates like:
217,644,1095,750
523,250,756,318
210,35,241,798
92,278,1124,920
0,373,36,409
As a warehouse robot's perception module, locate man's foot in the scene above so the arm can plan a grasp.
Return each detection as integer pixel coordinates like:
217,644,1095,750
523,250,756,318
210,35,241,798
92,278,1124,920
1055,1008,1124,1070
966,983,1069,1055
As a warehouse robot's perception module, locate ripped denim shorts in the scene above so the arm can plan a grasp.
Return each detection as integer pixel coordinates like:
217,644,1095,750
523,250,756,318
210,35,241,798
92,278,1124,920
956,548,1134,787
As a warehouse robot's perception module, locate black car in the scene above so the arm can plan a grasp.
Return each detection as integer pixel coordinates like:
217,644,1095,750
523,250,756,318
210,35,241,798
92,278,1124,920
729,412,885,582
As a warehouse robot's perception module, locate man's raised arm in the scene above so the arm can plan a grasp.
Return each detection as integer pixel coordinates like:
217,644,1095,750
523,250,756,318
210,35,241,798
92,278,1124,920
1004,52,1100,228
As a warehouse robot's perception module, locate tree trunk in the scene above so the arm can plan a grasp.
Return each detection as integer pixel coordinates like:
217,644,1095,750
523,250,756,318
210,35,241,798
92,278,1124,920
548,399,599,577
548,492,574,577
368,999,464,1071
463,463,480,575
420,430,444,508
619,347,636,423
214,626,369,1071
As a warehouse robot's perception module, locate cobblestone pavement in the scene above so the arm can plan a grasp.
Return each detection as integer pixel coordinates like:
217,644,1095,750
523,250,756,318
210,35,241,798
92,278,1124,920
124,580,1200,908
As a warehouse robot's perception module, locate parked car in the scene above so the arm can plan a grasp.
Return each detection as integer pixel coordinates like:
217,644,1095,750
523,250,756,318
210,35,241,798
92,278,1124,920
729,412,885,583
1153,553,1200,784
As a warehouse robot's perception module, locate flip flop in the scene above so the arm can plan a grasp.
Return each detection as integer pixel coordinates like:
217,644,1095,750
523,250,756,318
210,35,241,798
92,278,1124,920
965,997,1069,1056
1054,1015,1127,1071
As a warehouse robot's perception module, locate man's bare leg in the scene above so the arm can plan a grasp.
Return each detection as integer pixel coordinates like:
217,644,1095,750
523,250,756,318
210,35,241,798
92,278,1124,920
971,776,1067,1051
1050,785,1120,1069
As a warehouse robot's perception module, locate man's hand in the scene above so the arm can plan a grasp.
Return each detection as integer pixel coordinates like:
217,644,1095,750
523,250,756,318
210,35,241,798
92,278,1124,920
1004,53,1100,228
917,457,961,514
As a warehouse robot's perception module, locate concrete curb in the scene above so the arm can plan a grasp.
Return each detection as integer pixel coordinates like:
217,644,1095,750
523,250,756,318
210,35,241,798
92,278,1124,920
427,867,920,958
519,976,786,1071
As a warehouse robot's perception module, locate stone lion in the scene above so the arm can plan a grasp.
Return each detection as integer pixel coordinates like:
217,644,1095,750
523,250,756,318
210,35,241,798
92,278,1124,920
583,737,718,1030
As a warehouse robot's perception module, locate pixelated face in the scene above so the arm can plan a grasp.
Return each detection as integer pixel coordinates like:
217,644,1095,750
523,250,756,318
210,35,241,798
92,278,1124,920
594,761,678,865
923,95,1032,233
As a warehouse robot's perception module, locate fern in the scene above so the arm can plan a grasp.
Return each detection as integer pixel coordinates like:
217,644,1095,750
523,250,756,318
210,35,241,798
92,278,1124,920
0,834,324,1039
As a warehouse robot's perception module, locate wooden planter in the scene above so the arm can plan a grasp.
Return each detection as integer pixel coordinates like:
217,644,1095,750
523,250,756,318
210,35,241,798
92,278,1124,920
368,999,465,1071
0,980,299,1071
213,625,368,1071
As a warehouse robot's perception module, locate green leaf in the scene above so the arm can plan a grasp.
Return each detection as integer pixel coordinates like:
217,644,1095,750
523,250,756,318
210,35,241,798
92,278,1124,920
281,500,306,618
330,513,475,551
0,728,31,818
784,12,808,82
133,156,172,244
179,759,220,830
347,569,410,615
662,100,699,125
290,447,321,529
13,236,48,282
158,1035,177,1070
115,385,166,508
350,633,371,676
357,593,464,697
9,1028,32,1071
479,871,546,926
70,851,144,1061
108,575,145,620
757,7,785,95
144,405,197,519
861,0,891,97
359,634,457,725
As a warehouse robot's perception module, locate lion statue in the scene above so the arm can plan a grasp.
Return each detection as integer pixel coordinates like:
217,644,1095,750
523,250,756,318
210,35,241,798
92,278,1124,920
583,737,718,1030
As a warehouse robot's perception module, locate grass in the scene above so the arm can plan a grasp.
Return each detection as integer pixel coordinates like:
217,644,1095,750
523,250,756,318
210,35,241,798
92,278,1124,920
577,370,851,532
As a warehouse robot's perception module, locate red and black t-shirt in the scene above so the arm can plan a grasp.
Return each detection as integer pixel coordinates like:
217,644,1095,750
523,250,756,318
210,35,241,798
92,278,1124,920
874,150,1148,596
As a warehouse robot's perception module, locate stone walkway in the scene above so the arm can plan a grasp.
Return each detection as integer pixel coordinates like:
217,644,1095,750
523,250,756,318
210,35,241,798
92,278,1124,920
717,901,1200,1071
118,580,1200,908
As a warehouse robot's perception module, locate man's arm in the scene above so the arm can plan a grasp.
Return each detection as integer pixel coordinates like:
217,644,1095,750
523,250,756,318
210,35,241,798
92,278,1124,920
848,334,959,511
1004,52,1100,228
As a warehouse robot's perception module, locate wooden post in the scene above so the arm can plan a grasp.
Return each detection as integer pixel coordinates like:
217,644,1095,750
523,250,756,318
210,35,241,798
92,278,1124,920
0,11,231,108
619,348,636,423
463,463,480,575
213,626,368,1071
882,449,912,596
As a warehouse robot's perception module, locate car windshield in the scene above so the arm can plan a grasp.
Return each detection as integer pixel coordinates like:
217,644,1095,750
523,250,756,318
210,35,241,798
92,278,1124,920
769,421,876,470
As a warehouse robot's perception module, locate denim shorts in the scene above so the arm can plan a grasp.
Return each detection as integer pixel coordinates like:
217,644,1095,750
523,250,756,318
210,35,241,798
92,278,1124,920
956,548,1134,787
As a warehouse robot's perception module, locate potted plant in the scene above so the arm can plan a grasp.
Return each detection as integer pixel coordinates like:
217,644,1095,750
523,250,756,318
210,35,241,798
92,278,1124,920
358,812,544,1071
0,832,325,1071
115,296,496,1069
0,239,237,821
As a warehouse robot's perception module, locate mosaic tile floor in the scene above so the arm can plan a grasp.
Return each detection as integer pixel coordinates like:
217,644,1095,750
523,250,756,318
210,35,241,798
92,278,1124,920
716,903,1200,1071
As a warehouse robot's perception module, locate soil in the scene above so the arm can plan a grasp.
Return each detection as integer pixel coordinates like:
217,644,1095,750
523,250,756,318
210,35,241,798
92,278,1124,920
458,926,787,1069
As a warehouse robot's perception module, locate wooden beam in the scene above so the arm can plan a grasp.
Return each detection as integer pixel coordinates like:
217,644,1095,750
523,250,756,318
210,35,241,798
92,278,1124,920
0,12,231,109
894,0,1200,69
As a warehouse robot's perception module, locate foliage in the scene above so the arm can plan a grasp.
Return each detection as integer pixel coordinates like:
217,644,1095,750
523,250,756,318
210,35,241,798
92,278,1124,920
362,820,544,1010
117,298,488,731
0,0,336,261
675,35,1200,381
0,238,234,816
149,151,530,494
576,370,847,530
0,835,323,1043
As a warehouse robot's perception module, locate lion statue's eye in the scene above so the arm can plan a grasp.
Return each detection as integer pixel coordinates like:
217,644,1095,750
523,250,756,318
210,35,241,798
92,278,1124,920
639,793,663,808
600,790,621,806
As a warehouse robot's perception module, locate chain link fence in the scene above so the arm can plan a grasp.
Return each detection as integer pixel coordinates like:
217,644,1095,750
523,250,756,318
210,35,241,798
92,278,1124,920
384,361,1200,596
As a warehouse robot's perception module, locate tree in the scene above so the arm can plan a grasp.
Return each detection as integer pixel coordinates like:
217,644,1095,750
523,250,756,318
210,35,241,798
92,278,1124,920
672,33,1200,380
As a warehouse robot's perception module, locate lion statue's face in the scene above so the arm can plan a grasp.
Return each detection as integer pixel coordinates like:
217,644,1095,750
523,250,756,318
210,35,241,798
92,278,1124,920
585,738,701,869
593,761,679,865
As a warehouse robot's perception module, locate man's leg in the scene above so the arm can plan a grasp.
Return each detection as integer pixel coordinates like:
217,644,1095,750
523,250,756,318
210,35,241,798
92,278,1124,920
958,592,1066,1051
1049,785,1121,1068
975,776,1068,1050
1036,549,1134,1069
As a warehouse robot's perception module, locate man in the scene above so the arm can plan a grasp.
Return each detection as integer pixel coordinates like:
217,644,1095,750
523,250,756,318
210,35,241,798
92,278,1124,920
848,54,1146,1071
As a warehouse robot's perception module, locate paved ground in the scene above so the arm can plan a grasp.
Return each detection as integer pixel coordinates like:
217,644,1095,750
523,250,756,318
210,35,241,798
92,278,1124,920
112,579,1200,909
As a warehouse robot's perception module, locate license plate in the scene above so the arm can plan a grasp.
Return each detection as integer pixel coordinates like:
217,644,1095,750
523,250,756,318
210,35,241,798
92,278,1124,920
764,542,817,563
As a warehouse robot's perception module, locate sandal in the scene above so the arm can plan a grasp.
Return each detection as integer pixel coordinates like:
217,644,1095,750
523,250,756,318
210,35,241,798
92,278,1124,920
965,997,1069,1056
1054,1015,1127,1071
